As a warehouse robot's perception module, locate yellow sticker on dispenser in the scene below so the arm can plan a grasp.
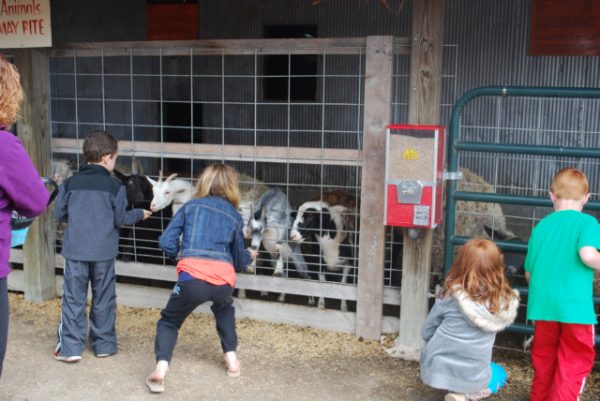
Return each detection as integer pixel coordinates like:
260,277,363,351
402,148,419,160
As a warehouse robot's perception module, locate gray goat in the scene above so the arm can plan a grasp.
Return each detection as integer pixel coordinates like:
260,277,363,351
247,188,312,303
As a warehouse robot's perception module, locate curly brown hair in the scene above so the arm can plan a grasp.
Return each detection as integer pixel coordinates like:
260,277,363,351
443,238,515,313
0,56,24,128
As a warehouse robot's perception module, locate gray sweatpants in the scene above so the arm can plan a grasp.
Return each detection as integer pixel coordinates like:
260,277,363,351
56,259,117,357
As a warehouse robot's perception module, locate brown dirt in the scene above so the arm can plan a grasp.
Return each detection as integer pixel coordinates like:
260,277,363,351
1,292,599,401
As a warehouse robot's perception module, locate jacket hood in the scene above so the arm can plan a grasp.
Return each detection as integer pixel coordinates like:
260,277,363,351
452,288,520,333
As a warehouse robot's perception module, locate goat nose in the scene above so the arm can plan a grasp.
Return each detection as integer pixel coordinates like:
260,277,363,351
289,229,301,242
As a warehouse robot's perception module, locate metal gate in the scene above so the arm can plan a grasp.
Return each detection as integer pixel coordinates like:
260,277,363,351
443,86,600,343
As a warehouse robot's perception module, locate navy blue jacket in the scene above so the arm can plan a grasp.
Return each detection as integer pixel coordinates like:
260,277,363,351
54,164,144,261
159,196,250,272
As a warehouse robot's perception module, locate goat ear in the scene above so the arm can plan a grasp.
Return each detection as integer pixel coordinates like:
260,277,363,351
113,169,126,181
132,157,143,175
146,176,157,186
166,173,178,182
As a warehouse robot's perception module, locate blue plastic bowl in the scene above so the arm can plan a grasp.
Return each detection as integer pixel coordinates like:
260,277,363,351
11,228,29,248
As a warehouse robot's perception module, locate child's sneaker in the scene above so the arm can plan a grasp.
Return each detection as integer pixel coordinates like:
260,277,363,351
96,351,117,358
53,343,82,363
445,394,466,401
53,350,82,363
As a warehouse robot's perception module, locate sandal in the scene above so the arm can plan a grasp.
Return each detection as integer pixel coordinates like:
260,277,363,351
145,376,165,393
146,360,168,393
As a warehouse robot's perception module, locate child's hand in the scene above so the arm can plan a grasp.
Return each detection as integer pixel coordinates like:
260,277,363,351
142,210,153,220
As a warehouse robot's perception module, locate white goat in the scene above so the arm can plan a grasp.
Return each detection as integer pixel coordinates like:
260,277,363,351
146,171,194,215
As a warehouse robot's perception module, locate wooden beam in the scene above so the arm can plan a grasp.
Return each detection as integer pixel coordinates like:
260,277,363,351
49,37,411,57
13,49,56,302
9,249,403,306
396,0,445,360
52,138,362,167
355,36,394,340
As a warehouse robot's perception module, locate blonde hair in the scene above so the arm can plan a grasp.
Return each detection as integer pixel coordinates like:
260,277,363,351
0,56,24,128
551,167,589,201
443,238,514,313
193,163,240,208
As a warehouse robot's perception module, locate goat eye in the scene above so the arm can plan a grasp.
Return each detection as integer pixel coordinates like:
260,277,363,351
164,191,171,196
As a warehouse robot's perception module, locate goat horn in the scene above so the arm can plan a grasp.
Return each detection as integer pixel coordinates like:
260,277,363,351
158,170,163,182
131,156,141,175
166,173,178,182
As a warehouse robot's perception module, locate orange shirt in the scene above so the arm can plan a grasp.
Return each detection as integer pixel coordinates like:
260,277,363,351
176,257,236,287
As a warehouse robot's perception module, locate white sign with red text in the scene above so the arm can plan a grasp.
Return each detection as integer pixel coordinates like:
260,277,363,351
0,0,51,48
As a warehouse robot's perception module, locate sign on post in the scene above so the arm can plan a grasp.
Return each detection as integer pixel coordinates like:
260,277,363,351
0,0,52,48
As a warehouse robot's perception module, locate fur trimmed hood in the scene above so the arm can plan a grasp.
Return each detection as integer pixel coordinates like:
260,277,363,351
452,288,520,333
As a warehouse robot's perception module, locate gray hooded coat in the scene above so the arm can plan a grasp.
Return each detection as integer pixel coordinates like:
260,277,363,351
419,288,519,393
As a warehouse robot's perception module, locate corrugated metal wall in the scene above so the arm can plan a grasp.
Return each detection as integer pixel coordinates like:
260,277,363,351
47,0,600,258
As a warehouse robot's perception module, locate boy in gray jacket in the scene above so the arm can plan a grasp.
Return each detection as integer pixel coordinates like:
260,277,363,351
53,131,151,362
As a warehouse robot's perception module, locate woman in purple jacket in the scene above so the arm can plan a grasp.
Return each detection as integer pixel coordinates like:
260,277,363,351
0,56,50,379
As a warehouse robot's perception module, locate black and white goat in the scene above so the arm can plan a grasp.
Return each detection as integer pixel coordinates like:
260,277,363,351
289,195,357,311
247,188,311,282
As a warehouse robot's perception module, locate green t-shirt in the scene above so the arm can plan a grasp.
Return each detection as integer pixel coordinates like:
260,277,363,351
525,210,600,324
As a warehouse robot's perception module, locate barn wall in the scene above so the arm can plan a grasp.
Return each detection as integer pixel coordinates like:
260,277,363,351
47,0,600,246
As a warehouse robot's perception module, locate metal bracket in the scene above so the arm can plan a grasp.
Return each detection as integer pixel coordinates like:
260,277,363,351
443,170,464,181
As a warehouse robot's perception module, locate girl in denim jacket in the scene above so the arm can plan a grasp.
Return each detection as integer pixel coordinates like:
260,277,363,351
146,163,256,393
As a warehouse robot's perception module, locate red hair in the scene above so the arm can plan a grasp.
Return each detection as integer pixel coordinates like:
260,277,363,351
551,167,588,201
443,238,514,313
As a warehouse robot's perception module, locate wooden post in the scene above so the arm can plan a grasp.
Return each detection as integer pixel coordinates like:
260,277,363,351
355,36,393,340
13,49,56,302
394,0,445,359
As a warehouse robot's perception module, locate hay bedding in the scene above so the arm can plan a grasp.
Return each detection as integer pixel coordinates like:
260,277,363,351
2,293,600,401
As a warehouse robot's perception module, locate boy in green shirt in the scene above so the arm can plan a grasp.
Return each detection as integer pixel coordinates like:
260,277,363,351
525,167,600,401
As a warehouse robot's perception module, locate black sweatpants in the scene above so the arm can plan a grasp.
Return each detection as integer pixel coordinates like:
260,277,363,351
155,278,236,362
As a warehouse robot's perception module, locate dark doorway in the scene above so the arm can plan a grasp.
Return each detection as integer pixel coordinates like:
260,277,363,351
263,25,318,102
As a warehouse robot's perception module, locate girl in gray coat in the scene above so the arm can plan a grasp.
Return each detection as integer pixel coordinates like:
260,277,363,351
420,238,519,401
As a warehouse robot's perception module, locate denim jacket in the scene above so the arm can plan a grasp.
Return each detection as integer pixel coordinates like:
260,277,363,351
158,196,250,272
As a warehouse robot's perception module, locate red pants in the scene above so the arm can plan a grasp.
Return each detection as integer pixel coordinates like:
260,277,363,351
530,321,595,401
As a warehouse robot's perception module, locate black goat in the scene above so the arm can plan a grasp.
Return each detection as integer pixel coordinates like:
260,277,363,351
113,162,156,262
